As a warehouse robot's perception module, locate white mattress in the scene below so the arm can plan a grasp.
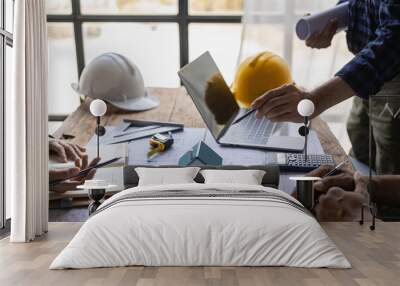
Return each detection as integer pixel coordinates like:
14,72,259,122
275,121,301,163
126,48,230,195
50,183,350,269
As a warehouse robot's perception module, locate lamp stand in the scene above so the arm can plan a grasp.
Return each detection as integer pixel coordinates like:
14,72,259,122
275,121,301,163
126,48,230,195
96,116,100,158
304,116,308,161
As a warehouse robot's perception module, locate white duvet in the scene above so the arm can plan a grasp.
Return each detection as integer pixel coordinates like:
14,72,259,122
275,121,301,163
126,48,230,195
50,183,351,269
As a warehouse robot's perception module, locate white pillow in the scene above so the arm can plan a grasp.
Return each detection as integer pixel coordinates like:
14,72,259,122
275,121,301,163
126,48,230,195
135,167,200,186
200,169,266,185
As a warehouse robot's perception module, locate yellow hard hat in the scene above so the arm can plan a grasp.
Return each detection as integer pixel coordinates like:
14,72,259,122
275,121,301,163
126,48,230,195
232,51,293,108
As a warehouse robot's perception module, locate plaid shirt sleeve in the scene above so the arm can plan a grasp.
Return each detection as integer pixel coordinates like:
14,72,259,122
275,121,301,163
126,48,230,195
335,0,400,99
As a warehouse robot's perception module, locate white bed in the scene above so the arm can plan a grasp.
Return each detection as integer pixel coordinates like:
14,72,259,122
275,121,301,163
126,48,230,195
50,183,351,269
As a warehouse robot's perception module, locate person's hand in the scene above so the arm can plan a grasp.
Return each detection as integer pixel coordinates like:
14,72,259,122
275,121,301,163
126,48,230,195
49,157,100,193
290,165,352,198
305,18,338,49
306,165,355,194
353,172,369,193
306,165,333,178
313,171,367,221
49,139,86,168
252,83,310,123
315,186,364,221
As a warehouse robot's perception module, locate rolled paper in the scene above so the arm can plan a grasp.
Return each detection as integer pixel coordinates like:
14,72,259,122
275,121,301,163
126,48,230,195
296,2,349,40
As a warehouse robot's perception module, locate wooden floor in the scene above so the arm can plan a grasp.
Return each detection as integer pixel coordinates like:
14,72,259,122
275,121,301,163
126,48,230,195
1,222,399,286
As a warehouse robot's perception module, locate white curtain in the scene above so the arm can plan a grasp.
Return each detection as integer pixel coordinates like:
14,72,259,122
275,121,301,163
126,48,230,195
7,0,49,242
239,0,352,90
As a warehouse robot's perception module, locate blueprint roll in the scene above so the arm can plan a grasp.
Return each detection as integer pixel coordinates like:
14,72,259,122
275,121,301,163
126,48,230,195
296,2,349,41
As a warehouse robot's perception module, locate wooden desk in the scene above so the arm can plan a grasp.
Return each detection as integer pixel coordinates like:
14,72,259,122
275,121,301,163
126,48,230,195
55,87,350,167
51,87,355,220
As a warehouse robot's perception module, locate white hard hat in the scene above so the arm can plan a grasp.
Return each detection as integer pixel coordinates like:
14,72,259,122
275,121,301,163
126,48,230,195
72,53,160,111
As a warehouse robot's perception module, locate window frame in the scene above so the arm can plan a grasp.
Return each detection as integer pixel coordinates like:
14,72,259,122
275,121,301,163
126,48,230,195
46,1,300,121
46,0,242,78
0,0,14,230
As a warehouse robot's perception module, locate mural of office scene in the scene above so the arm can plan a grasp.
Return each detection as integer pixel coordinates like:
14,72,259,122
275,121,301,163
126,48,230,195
1,1,400,285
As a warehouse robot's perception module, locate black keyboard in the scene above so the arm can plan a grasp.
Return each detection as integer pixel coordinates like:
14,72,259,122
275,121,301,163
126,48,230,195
277,153,335,172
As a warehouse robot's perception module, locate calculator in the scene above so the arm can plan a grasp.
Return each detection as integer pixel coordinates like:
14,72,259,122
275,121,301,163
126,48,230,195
276,153,335,172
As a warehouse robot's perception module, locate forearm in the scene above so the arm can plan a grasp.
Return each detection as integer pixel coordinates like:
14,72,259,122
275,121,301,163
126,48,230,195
308,76,355,117
370,175,400,207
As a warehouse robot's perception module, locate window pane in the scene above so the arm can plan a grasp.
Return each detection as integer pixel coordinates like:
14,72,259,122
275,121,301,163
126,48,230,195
245,0,284,15
83,23,180,87
292,32,352,89
295,0,338,15
189,0,243,15
5,0,14,32
81,0,178,15
189,24,242,85
5,45,12,219
46,0,72,14
292,31,353,152
47,23,80,115
239,24,284,61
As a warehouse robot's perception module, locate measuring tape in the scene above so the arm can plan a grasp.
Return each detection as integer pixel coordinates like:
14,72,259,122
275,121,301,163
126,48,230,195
147,133,174,160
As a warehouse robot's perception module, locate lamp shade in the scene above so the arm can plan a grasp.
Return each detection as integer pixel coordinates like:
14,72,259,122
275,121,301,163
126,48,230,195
90,99,107,117
297,99,315,117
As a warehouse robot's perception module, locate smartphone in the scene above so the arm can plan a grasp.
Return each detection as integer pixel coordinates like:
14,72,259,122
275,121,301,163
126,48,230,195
49,157,122,187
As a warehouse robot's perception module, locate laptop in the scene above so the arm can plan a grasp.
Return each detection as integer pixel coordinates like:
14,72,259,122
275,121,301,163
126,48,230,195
178,51,304,152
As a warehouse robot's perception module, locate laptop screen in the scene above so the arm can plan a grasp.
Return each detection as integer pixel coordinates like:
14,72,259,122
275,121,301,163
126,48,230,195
178,52,239,139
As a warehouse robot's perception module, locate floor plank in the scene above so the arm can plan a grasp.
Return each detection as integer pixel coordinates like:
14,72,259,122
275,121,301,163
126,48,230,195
1,222,399,286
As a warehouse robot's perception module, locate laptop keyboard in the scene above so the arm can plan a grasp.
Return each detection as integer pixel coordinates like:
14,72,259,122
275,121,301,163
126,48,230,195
227,112,275,145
